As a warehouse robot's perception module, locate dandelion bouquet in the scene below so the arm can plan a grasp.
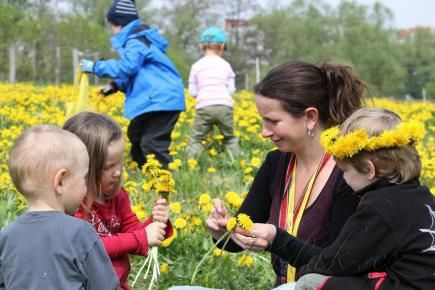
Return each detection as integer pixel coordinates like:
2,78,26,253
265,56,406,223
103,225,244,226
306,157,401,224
191,213,253,284
132,156,175,289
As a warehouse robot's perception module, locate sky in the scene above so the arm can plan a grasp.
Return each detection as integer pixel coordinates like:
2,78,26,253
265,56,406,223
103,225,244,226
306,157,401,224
257,0,435,29
151,0,435,29
325,0,435,28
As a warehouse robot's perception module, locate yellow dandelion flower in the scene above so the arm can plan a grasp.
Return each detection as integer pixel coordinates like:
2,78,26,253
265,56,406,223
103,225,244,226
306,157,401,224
174,218,187,229
187,158,198,170
160,263,169,273
199,193,211,205
154,182,171,193
207,167,217,173
213,134,224,141
168,162,178,170
131,204,146,221
226,217,237,231
142,181,154,192
238,255,254,267
170,202,181,214
128,161,138,169
213,249,225,256
146,154,156,160
162,229,177,247
250,157,262,168
237,213,253,232
191,217,202,226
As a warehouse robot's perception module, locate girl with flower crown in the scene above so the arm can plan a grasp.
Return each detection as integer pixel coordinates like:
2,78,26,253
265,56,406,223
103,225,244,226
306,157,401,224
206,61,368,286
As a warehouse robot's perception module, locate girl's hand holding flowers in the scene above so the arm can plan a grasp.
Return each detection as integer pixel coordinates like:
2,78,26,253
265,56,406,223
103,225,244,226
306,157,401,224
152,198,169,224
145,222,167,247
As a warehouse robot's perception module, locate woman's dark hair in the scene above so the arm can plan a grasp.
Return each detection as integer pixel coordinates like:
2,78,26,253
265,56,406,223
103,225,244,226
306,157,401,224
254,61,368,127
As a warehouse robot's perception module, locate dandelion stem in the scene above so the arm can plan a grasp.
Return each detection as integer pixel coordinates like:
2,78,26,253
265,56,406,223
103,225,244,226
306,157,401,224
132,252,152,287
191,232,230,285
217,233,232,270
147,247,159,290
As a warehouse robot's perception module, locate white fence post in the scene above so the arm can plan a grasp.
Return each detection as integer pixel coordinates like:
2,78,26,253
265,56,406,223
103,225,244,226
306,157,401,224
8,44,16,83
255,57,260,84
55,46,61,85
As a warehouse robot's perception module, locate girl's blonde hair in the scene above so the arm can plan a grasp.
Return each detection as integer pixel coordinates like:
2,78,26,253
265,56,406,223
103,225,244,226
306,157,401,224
63,112,122,215
200,43,225,53
339,108,421,184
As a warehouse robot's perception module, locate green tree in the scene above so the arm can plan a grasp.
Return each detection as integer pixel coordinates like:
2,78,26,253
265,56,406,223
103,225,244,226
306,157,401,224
399,28,435,99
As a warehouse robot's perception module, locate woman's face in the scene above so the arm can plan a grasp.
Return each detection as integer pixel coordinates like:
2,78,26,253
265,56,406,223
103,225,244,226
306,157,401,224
255,94,307,153
99,138,125,201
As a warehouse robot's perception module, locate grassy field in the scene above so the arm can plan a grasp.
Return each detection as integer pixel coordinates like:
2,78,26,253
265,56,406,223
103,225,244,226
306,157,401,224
0,83,434,289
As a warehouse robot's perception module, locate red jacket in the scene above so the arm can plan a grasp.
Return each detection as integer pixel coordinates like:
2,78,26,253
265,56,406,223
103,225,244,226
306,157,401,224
75,187,173,290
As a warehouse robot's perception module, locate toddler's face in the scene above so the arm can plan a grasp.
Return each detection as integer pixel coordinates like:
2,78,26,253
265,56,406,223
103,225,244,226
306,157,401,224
99,138,125,201
338,162,373,191
111,24,122,35
63,150,89,215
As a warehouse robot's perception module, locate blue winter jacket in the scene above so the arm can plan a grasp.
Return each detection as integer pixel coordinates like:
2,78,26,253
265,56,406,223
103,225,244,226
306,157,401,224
94,19,186,119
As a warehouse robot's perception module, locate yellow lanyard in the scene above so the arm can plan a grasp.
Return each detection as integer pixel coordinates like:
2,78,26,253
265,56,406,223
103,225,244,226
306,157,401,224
286,155,325,282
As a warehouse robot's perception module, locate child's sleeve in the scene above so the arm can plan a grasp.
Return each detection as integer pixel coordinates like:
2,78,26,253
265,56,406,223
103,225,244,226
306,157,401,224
82,239,121,290
93,40,151,80
298,204,397,277
101,231,149,257
188,65,198,97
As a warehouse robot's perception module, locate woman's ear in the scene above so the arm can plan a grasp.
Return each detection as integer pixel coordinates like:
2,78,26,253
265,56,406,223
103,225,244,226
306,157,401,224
365,160,377,180
53,169,67,196
304,107,319,131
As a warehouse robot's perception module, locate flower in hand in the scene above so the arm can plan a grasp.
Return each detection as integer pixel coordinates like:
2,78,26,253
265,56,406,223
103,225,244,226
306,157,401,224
231,223,277,252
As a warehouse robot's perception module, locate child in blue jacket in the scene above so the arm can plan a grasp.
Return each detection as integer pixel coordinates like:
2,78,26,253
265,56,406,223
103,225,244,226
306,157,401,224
81,0,185,168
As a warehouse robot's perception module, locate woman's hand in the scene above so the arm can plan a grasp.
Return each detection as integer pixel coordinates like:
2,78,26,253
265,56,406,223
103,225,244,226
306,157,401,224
231,223,277,252
152,198,169,224
205,198,230,240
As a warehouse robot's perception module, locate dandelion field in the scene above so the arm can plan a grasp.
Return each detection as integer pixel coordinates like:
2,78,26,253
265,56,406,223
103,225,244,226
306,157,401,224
0,83,434,289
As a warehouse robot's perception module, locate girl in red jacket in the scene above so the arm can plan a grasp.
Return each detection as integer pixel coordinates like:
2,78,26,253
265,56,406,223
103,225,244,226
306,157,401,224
63,112,173,290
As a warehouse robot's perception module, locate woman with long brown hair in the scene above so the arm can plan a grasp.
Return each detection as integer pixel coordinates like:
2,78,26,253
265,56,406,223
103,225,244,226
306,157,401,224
206,60,368,286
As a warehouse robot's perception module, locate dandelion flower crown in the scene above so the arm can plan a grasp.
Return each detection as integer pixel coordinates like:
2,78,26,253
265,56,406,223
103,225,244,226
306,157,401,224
320,120,425,159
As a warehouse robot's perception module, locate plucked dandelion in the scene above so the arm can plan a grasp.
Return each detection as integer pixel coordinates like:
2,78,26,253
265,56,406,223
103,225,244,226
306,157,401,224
237,213,253,232
226,217,237,231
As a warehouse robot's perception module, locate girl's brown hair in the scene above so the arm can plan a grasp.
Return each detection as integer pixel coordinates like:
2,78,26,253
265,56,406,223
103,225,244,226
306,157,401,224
254,61,368,127
63,112,122,214
339,108,422,184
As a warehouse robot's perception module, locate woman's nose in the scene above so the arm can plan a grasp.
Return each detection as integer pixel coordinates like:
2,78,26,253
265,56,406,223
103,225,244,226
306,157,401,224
261,126,272,138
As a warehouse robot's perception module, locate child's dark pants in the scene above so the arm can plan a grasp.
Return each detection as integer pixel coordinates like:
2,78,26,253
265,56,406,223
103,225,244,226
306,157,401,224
127,110,180,168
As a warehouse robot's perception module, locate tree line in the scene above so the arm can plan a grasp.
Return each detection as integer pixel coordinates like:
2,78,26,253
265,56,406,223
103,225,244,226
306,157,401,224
1,0,434,99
